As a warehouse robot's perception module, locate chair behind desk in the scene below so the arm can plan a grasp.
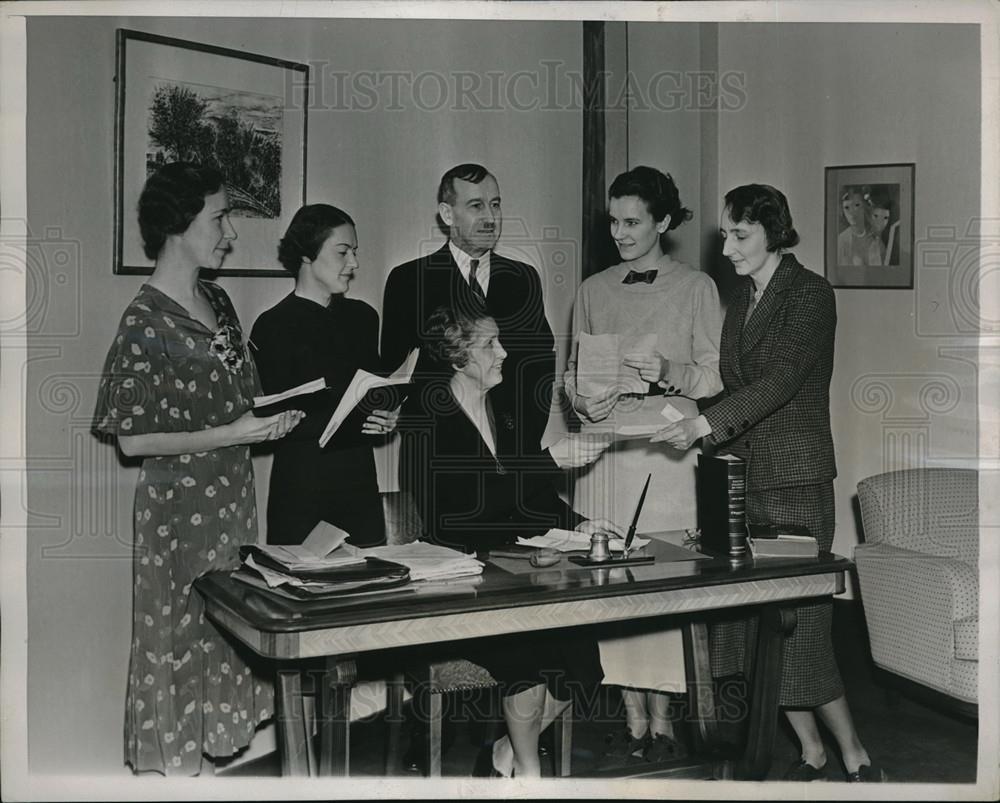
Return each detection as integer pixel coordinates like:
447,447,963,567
380,490,572,777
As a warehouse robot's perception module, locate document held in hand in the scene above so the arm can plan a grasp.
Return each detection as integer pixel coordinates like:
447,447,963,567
252,377,330,417
318,348,418,448
576,331,658,397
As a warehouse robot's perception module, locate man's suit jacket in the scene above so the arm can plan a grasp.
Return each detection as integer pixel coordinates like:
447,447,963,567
703,254,837,492
413,384,583,553
381,243,555,456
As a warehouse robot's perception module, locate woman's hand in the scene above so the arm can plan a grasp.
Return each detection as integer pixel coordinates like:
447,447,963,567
548,433,612,469
576,518,627,540
572,385,620,423
650,415,710,450
623,351,670,384
363,408,400,436
228,409,304,445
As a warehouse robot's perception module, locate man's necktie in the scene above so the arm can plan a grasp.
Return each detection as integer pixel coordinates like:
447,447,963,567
623,269,657,285
468,258,487,304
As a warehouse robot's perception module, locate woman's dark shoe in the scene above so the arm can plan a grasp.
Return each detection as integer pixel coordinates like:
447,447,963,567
597,730,651,770
643,733,686,763
846,763,888,782
782,757,828,781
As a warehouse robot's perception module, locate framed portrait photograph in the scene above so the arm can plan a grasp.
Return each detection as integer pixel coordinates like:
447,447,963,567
113,29,309,276
824,163,915,289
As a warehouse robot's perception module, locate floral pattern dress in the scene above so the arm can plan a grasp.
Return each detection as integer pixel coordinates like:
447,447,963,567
93,281,274,775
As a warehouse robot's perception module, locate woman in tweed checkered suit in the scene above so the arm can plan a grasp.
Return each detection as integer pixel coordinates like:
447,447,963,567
653,184,883,782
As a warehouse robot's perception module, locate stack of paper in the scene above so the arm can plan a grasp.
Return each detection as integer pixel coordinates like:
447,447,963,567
235,521,409,596
353,541,484,582
517,528,650,553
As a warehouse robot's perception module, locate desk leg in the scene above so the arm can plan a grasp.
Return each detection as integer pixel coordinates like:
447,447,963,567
736,604,797,780
317,656,357,776
276,670,313,777
683,620,733,780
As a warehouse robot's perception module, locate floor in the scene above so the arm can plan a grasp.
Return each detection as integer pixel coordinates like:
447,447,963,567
220,599,978,784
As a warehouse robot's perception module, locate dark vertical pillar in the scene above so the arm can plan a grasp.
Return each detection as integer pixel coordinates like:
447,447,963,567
582,21,617,280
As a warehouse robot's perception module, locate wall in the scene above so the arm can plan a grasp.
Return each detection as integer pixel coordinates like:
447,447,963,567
714,23,981,559
628,23,981,560
25,15,582,774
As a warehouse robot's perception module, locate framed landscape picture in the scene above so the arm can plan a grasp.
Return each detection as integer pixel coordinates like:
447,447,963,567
113,29,309,276
824,163,915,289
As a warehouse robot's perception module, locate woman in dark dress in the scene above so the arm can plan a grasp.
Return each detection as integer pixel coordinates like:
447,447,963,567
416,306,621,778
93,162,302,775
250,204,398,546
653,184,882,782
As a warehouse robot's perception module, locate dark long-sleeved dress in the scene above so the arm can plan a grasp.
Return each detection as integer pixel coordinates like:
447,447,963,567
250,292,386,547
413,383,603,698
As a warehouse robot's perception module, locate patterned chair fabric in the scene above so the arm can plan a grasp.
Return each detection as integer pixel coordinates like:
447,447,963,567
855,468,978,705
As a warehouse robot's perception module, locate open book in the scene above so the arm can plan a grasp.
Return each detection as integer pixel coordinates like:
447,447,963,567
318,349,418,448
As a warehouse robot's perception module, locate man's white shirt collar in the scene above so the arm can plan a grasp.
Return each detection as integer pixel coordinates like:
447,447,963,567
449,241,491,295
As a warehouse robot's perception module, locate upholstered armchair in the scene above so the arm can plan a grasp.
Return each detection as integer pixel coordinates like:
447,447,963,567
855,468,978,712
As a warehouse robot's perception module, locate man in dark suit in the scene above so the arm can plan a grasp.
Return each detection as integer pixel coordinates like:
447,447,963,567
381,163,556,463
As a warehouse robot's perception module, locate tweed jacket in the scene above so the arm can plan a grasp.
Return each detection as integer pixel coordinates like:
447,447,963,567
703,254,837,492
381,243,555,457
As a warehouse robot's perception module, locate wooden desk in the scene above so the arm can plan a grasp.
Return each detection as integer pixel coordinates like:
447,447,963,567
196,537,849,779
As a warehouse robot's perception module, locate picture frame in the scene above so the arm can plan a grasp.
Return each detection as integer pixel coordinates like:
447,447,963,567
824,163,915,289
113,29,309,276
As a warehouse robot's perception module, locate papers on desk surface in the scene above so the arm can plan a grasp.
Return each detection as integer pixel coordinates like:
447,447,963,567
246,521,364,573
517,528,650,553
347,541,484,582
576,332,657,398
319,349,418,448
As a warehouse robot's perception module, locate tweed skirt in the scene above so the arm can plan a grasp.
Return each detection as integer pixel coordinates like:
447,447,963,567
709,483,844,708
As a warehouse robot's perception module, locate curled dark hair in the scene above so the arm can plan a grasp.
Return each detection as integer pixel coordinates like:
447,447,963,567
137,162,225,260
723,183,800,252
609,166,692,232
437,163,494,206
277,204,356,276
421,306,494,370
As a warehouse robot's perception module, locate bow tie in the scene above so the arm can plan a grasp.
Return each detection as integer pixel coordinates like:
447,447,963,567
623,269,658,285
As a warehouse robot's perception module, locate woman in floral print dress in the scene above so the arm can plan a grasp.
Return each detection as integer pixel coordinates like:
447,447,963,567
93,163,303,775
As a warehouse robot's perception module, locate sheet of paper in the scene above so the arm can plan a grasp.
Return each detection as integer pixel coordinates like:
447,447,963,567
575,332,657,398
659,400,685,423
302,520,351,557
614,423,664,440
253,377,327,408
517,529,650,552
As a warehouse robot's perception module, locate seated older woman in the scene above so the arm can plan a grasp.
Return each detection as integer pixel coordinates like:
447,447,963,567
414,305,622,777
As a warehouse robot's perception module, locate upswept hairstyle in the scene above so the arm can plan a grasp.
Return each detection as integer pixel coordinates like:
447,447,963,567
437,163,494,206
137,162,225,260
609,165,692,231
276,204,356,276
421,306,495,370
723,183,800,252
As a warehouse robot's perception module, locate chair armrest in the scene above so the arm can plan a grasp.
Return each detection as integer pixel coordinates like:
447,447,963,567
854,543,978,690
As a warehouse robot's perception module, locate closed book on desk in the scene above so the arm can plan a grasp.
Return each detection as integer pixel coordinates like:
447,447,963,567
747,532,819,559
697,453,747,556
